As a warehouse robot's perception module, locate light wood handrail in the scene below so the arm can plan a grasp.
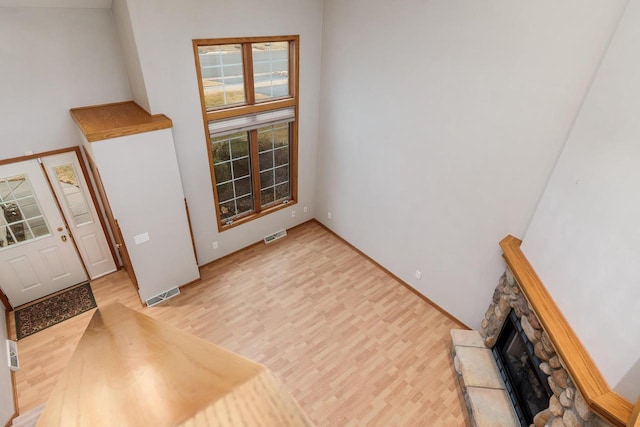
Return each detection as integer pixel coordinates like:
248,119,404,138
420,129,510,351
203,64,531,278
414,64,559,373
629,396,640,427
500,235,634,426
37,303,311,426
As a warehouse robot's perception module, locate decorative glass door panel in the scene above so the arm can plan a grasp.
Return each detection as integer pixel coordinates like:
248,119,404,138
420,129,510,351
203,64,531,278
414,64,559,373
0,174,51,248
52,164,93,226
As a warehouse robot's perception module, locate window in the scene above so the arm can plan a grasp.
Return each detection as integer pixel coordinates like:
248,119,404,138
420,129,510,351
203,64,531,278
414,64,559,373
194,36,299,230
0,174,50,248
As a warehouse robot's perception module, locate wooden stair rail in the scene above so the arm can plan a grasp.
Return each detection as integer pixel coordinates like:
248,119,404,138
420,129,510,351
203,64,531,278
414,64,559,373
500,235,634,427
37,303,311,427
629,396,640,427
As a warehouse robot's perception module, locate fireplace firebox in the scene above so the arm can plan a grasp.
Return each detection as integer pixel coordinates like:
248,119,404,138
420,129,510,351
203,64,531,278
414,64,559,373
492,310,552,426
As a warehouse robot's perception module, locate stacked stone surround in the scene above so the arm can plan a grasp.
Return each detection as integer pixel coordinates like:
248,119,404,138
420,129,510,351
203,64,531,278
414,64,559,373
480,268,612,427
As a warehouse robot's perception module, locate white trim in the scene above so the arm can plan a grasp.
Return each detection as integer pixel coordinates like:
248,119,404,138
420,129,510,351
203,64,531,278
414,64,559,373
208,107,295,137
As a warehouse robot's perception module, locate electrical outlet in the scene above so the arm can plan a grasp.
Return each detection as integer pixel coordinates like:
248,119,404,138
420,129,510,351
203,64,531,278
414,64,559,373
212,241,218,250
134,232,150,245
415,270,422,280
304,206,308,213
291,211,296,217
328,212,332,220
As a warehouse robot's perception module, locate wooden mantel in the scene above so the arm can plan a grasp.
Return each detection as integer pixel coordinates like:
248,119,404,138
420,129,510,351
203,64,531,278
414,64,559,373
37,303,311,427
500,235,636,427
70,101,172,142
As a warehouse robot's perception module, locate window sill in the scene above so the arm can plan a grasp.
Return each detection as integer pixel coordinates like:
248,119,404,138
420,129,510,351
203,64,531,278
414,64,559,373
217,200,296,232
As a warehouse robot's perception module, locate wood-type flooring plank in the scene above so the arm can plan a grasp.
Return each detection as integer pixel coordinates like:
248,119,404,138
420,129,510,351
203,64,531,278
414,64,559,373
12,221,467,426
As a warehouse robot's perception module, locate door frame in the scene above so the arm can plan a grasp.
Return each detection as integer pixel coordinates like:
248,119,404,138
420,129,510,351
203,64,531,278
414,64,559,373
83,152,138,291
0,146,117,310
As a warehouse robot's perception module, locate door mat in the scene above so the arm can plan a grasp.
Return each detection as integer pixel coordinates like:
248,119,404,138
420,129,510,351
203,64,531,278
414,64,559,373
14,282,97,340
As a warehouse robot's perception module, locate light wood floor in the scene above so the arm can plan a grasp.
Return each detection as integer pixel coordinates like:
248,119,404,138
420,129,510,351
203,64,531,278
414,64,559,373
11,220,468,426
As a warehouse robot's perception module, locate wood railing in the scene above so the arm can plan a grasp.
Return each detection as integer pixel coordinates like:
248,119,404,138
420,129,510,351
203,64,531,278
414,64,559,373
629,396,640,427
500,235,635,427
37,303,311,426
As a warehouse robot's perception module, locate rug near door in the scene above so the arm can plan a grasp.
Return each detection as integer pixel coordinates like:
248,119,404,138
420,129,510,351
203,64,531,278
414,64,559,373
14,282,97,339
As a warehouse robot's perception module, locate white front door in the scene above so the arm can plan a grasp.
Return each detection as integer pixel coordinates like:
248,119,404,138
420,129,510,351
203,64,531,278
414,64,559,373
42,152,117,280
0,160,88,307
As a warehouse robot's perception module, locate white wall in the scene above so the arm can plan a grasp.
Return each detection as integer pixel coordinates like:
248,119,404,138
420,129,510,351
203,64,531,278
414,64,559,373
522,0,639,401
88,129,200,301
315,0,628,328
111,0,150,112
0,7,131,159
0,306,15,426
118,0,324,264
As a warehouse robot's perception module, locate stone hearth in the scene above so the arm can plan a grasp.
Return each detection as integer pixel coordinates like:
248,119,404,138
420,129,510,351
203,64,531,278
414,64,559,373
451,329,520,427
452,268,614,427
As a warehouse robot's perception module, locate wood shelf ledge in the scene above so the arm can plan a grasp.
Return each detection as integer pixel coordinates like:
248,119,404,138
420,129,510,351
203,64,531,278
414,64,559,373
499,235,635,427
70,101,172,142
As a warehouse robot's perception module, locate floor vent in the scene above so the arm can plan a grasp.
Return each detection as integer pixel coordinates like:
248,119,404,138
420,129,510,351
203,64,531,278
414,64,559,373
145,287,180,307
6,339,19,371
264,229,287,244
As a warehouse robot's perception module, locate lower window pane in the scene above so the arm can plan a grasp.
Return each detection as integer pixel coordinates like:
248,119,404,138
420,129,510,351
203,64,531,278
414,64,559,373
260,170,274,188
236,195,254,214
230,137,249,158
211,132,254,224
210,121,293,225
214,163,231,182
275,183,289,201
257,123,290,208
211,140,231,163
217,182,233,202
259,152,273,171
235,177,252,197
274,165,288,185
232,158,250,178
261,188,275,206
219,201,235,221
274,147,289,167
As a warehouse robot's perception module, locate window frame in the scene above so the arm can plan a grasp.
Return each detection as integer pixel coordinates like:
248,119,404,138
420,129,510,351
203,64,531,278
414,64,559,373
193,35,299,231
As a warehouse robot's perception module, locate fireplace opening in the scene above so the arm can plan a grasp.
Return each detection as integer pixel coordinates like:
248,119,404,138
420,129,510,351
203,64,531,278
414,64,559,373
492,310,552,426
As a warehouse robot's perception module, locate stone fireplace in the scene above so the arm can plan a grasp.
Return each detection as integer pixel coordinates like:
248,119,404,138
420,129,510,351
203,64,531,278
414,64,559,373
478,268,611,427
451,236,638,427
492,309,552,424
451,267,613,426
450,235,640,427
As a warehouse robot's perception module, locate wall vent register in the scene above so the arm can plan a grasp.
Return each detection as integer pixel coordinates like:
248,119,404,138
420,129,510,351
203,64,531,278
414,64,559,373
264,229,287,244
145,287,180,307
6,339,19,371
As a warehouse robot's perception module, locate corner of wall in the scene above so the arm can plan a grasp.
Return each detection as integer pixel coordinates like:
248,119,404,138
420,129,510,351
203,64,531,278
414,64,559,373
110,0,151,112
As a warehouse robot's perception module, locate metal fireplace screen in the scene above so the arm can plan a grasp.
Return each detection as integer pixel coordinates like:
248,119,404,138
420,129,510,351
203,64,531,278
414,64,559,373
492,310,552,426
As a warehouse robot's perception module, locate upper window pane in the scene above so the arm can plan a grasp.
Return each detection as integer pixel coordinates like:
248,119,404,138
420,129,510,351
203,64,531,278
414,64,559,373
252,42,289,102
198,44,246,110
